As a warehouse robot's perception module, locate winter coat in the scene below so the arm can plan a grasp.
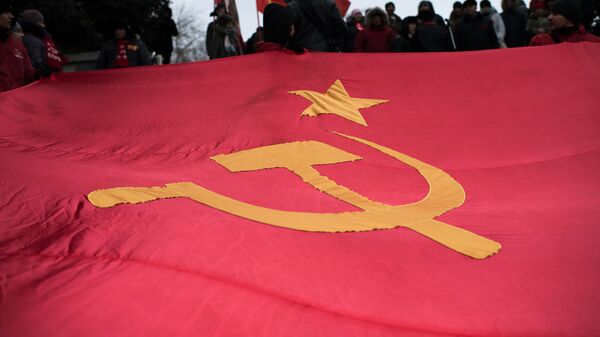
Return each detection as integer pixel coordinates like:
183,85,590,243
388,14,402,34
530,26,600,45
483,9,506,47
96,38,152,69
343,19,364,52
455,13,500,51
0,35,35,92
355,8,395,52
207,24,244,59
416,21,452,52
151,18,178,54
22,34,48,76
355,27,395,52
287,0,346,51
501,10,527,47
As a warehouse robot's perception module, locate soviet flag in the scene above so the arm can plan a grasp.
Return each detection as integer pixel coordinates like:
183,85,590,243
1,43,599,336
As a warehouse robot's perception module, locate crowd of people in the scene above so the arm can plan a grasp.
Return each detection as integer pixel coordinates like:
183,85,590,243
0,0,179,92
2,0,599,92
207,0,600,58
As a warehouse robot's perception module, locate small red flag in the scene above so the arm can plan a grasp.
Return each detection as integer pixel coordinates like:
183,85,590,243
336,0,351,16
257,0,287,13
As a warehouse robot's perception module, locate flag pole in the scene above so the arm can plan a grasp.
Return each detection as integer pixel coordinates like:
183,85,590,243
256,1,263,42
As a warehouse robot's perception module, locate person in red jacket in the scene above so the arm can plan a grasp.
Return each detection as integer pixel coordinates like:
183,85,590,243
0,1,34,93
355,7,396,52
529,0,600,45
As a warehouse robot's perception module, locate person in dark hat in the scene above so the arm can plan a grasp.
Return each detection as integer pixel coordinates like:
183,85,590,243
416,1,453,51
355,7,396,52
417,1,446,27
500,0,528,47
530,0,600,45
206,13,244,59
1,0,34,92
18,9,67,76
256,3,299,52
149,7,178,64
206,3,227,59
96,19,151,69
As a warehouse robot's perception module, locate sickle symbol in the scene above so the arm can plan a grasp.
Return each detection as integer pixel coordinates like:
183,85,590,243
88,133,501,259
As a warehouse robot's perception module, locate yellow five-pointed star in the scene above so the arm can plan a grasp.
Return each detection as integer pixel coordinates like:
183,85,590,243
289,80,388,126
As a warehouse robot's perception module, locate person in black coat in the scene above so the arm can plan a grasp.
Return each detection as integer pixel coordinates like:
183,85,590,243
287,0,346,52
500,0,528,47
151,7,178,64
455,0,500,50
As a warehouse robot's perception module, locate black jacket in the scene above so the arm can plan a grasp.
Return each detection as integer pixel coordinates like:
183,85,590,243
417,22,452,52
501,10,527,47
455,13,500,51
288,0,346,51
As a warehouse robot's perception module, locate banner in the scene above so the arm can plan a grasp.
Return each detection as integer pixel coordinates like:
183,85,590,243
1,43,599,336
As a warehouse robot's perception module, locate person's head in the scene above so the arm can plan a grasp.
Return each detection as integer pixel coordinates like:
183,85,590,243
463,0,478,16
159,7,172,19
0,1,14,32
19,9,44,28
480,0,492,14
548,0,580,29
418,1,433,12
367,7,388,28
350,9,363,22
217,13,235,30
210,3,226,18
418,1,437,21
113,19,130,39
402,16,418,35
385,2,395,15
263,3,294,45
501,0,517,11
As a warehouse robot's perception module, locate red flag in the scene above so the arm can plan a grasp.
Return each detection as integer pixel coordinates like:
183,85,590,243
1,43,600,336
257,0,350,17
257,0,287,13
336,0,351,16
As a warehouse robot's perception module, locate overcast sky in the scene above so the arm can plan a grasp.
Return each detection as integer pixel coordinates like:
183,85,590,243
172,0,503,40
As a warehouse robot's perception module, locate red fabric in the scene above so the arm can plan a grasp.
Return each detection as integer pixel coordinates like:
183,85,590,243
44,34,67,72
256,0,287,13
530,26,600,45
1,43,600,337
355,26,395,52
256,0,349,16
255,41,285,52
0,36,34,92
336,0,351,17
114,39,129,67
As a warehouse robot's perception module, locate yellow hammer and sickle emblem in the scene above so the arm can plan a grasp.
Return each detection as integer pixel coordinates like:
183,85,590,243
88,132,501,259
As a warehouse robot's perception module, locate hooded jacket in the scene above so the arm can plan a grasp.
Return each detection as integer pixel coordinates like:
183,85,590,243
418,1,446,27
355,7,396,52
1,34,35,92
